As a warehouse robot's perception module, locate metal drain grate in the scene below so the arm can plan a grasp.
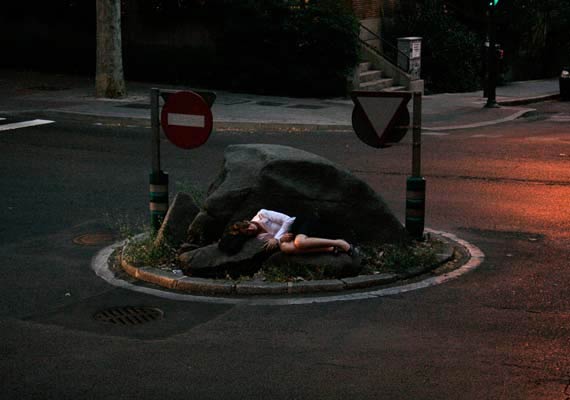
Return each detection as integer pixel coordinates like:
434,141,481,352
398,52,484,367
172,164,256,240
94,307,164,325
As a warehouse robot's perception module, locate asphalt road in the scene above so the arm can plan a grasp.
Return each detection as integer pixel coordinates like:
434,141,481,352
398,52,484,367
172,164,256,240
1,102,570,399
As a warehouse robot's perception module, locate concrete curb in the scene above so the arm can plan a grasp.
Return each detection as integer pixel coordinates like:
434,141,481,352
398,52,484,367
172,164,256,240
423,107,535,131
45,110,355,132
92,230,479,303
91,228,484,305
214,121,353,131
45,93,560,133
117,234,455,296
497,93,559,106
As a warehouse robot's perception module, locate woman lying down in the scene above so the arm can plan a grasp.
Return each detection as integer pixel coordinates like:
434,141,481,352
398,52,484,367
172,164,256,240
218,209,356,256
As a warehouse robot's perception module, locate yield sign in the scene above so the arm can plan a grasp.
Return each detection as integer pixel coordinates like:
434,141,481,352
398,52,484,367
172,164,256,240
161,91,214,149
351,91,411,148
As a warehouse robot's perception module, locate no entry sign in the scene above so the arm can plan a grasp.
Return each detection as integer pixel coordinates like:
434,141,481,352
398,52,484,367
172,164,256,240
160,91,213,149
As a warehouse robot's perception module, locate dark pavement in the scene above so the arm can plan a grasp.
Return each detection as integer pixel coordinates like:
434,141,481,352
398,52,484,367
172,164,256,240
1,101,570,398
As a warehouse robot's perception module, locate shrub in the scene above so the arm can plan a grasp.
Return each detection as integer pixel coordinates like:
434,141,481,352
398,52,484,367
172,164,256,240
2,0,359,96
390,0,483,93
213,0,360,96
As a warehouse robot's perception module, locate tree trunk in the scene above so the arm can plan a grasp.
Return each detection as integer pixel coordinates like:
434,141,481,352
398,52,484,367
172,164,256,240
96,0,126,98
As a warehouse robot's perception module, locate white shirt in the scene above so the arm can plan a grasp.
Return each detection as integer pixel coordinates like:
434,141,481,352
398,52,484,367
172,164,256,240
251,209,296,240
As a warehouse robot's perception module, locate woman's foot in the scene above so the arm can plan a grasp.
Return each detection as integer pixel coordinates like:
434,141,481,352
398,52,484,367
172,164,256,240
333,240,351,254
346,243,359,257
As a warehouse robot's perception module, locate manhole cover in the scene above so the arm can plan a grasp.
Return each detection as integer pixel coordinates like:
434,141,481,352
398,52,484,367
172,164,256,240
94,307,164,325
73,233,114,246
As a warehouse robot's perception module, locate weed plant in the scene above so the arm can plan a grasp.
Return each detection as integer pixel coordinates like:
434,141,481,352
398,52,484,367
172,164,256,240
360,240,442,274
262,262,328,282
122,232,177,270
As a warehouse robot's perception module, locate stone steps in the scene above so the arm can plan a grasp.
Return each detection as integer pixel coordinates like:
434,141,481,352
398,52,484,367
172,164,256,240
381,85,407,92
357,61,403,92
359,70,382,83
360,78,395,91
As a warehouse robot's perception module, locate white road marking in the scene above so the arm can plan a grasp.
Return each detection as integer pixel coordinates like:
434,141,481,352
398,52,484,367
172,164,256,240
423,108,534,131
167,113,205,128
0,119,54,131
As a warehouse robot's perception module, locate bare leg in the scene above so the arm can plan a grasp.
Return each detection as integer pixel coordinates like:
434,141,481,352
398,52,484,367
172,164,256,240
294,234,350,252
279,241,334,254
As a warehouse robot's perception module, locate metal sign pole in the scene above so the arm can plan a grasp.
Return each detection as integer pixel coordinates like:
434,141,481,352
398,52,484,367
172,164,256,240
405,92,426,240
151,88,161,173
412,92,422,177
149,88,169,231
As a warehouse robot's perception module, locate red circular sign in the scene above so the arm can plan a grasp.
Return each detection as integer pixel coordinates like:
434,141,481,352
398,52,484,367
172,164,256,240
160,91,213,149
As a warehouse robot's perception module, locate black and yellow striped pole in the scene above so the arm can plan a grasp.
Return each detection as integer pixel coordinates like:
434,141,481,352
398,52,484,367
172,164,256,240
150,170,168,230
150,88,168,231
405,92,426,240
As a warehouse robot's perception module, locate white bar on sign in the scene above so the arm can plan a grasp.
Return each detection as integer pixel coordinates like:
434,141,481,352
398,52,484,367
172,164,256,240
168,113,205,128
0,119,54,132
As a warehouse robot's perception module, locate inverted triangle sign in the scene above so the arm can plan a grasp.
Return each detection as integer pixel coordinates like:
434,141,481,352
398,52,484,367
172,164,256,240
351,91,411,148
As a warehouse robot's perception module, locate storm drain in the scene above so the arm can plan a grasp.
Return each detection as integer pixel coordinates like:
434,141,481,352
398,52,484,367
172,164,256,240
94,307,164,325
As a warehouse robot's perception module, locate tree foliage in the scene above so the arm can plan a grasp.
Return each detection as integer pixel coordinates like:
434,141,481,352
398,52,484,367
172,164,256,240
2,0,358,96
390,0,483,93
497,0,570,78
430,0,570,80
212,0,359,96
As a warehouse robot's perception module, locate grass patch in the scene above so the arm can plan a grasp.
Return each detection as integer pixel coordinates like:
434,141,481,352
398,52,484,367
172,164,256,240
103,211,147,240
120,231,445,282
121,232,178,270
360,240,443,275
261,263,328,282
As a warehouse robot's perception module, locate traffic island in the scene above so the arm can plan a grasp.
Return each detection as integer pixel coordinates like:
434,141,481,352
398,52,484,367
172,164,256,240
102,144,478,299
111,230,463,296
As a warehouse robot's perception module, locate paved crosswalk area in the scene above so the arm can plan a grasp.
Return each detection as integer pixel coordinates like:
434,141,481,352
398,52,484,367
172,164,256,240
0,116,54,132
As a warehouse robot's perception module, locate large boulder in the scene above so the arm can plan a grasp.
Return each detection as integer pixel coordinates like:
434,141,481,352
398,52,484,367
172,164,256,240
179,238,269,278
187,144,407,246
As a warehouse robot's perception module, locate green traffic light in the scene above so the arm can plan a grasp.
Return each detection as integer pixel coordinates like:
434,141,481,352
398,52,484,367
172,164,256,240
489,0,499,6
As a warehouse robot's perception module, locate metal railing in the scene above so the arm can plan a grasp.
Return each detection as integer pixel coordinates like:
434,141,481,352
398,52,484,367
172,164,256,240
358,23,410,73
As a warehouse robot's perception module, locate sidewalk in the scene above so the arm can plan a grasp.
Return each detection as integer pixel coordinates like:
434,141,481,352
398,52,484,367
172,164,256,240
0,69,560,131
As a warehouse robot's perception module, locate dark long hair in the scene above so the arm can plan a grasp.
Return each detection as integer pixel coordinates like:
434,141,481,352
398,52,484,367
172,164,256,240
218,220,254,255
